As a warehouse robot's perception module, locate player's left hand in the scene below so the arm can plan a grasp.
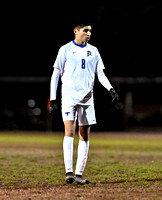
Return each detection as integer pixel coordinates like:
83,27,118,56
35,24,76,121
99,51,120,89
109,88,119,104
109,88,123,110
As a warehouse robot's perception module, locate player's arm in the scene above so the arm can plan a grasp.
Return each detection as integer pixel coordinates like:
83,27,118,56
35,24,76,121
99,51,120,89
96,69,119,103
49,46,65,114
49,68,60,114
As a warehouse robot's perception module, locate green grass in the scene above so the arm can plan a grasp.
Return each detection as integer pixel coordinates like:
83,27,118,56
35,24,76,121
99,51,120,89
0,132,161,188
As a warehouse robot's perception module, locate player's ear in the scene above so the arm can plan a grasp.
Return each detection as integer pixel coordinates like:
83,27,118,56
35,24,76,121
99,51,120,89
74,28,79,35
73,28,77,34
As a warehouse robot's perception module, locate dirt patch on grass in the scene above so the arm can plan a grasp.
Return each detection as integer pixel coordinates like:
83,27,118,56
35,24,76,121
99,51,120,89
0,132,161,199
0,183,161,200
91,132,162,140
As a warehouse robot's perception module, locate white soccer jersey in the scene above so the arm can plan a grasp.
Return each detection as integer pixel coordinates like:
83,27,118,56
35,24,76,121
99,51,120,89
53,40,105,105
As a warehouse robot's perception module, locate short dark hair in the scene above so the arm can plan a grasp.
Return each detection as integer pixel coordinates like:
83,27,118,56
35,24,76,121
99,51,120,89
73,17,93,29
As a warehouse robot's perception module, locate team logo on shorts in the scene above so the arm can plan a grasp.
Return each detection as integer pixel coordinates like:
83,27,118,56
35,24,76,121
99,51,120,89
87,51,92,57
65,112,70,116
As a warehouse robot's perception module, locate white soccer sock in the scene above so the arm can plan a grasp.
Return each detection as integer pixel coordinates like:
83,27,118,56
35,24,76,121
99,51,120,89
63,136,74,174
75,140,89,175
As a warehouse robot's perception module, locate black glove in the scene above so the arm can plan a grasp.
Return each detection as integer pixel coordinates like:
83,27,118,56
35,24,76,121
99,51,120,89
109,88,119,104
49,100,58,115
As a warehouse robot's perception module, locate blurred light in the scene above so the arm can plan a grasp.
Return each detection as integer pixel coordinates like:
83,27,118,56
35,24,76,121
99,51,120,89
33,108,41,116
27,99,36,108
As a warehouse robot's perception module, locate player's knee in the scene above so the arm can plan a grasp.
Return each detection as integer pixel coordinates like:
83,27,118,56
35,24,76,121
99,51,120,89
64,121,76,137
79,125,91,141
65,130,75,138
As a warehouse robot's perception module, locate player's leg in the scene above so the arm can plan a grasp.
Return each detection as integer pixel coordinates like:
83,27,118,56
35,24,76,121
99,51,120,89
79,125,90,141
63,121,76,183
74,105,96,184
62,105,77,183
64,120,76,137
74,125,91,184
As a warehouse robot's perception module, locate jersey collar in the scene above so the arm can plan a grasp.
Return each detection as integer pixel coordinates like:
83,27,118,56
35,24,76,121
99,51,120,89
72,40,87,48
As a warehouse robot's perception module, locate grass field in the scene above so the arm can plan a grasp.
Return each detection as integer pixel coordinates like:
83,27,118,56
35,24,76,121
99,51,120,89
0,131,162,200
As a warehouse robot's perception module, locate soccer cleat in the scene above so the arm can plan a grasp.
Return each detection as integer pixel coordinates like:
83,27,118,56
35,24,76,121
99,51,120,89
74,175,91,184
65,172,75,184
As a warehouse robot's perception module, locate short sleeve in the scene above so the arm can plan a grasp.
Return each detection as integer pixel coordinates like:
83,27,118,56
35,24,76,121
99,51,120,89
53,46,66,71
95,49,105,72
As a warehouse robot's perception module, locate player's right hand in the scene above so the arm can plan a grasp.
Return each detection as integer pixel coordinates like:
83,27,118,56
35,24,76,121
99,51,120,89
49,100,58,115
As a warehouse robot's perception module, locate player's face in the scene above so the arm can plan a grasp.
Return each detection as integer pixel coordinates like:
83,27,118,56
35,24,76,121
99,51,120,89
74,26,92,45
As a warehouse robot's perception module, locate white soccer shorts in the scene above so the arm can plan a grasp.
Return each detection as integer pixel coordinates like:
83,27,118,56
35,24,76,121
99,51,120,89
62,104,96,126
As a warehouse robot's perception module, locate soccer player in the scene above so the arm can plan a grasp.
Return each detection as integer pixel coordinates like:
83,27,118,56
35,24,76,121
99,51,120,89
49,19,119,184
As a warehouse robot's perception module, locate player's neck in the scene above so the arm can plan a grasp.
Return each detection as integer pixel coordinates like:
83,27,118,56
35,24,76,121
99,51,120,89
74,39,86,46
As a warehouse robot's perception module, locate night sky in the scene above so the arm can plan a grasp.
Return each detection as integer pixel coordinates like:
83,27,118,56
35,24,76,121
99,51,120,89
2,1,162,78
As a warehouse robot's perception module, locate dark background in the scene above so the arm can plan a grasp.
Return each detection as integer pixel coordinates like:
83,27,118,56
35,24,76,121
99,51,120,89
1,1,162,131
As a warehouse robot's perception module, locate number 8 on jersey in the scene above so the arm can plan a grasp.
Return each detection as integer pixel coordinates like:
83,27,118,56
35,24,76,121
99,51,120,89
81,59,86,69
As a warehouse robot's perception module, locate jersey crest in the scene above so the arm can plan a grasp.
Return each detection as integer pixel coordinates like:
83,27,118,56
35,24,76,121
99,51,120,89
87,51,92,57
